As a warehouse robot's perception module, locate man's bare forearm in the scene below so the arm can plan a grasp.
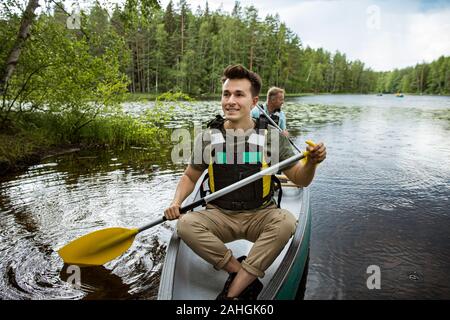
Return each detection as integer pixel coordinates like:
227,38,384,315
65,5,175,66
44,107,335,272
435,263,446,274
292,161,317,187
171,174,197,205
165,166,204,220
284,142,326,187
171,166,204,205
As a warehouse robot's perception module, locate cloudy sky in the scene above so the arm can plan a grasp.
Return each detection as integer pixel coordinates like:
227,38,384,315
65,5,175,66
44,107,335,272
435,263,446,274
159,0,450,71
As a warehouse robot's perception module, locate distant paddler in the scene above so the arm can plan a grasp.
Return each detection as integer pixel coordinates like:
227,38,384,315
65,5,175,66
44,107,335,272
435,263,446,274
251,87,289,137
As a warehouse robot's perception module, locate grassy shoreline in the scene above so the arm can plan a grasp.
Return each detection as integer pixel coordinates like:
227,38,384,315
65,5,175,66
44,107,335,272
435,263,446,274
0,111,172,177
0,91,191,177
0,135,84,177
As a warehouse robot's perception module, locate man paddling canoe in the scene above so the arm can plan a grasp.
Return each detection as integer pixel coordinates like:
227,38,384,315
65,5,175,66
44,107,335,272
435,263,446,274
164,64,326,300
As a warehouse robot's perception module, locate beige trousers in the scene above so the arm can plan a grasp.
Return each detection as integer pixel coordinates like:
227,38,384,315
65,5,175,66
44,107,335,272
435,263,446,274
176,203,297,278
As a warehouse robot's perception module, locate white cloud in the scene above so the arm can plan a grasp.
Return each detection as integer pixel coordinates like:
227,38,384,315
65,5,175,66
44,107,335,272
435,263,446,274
405,11,450,62
352,3,450,70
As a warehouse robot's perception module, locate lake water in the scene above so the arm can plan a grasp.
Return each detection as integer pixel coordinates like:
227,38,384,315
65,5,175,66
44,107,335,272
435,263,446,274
0,94,449,299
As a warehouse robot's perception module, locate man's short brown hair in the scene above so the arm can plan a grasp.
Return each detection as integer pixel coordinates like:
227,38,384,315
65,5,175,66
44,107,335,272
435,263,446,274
221,64,262,97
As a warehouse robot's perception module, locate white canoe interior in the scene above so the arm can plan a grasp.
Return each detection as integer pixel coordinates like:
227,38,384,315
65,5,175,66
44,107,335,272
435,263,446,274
158,173,310,300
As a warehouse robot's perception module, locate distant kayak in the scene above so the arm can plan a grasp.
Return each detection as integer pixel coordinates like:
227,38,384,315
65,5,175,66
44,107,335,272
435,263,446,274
158,173,311,300
396,93,404,97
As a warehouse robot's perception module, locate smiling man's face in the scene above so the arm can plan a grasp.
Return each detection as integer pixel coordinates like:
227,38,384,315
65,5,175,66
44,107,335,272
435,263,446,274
221,78,259,123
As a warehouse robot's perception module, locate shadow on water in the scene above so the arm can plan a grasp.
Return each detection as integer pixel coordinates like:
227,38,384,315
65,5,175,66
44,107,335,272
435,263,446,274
59,265,133,300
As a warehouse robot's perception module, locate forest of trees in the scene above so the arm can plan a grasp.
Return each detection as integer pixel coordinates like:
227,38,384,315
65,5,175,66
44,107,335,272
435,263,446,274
104,0,450,96
376,56,450,95
1,0,449,106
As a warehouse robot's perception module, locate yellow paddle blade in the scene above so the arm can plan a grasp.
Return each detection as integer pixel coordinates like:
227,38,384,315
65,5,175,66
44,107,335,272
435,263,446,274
58,227,139,267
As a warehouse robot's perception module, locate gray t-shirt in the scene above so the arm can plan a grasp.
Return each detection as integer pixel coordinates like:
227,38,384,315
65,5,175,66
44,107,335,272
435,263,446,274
190,122,295,172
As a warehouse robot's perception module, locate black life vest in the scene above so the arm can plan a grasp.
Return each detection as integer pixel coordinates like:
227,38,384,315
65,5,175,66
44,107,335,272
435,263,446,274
258,104,281,126
201,115,281,210
270,110,281,126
